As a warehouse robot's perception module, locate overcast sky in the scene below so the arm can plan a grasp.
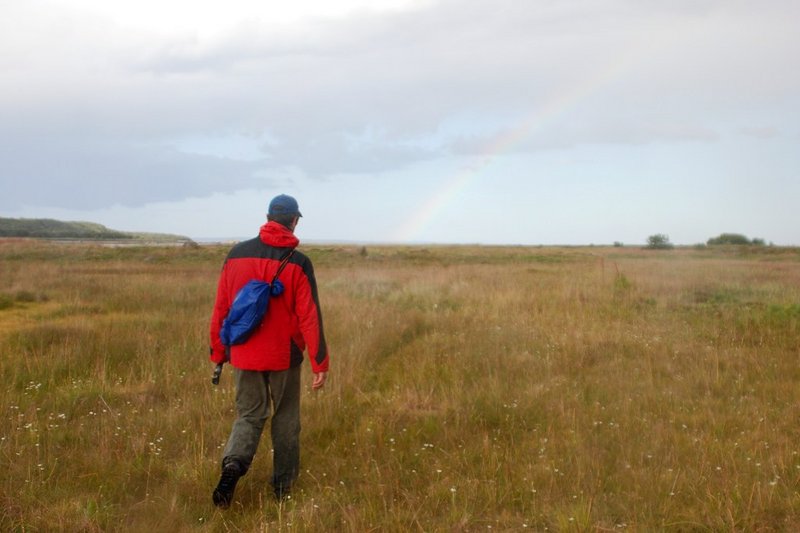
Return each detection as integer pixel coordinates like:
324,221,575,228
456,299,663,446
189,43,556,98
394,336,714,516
2,0,798,245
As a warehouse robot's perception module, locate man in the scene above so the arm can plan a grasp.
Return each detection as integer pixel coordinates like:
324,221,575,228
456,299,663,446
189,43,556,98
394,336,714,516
208,194,329,507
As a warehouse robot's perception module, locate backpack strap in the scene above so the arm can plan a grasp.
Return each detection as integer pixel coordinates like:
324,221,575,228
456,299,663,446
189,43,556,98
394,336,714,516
270,249,295,285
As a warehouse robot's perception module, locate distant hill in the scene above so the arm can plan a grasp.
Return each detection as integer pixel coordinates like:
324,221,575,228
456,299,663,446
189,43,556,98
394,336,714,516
0,217,193,243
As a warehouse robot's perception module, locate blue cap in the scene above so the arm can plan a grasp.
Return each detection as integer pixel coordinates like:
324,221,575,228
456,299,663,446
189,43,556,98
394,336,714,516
268,194,302,217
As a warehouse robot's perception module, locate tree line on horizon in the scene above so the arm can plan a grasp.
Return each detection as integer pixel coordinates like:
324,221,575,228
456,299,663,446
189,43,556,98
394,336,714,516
0,217,191,242
0,217,133,240
643,232,770,250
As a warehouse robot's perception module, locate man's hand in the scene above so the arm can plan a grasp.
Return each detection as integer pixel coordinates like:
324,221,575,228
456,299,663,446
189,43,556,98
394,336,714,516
312,371,327,390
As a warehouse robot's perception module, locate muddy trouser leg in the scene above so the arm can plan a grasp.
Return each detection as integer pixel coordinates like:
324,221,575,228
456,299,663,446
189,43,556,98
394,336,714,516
268,365,302,491
221,368,271,474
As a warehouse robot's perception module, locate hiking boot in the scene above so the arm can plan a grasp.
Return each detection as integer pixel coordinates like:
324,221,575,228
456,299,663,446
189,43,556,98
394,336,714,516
212,463,242,508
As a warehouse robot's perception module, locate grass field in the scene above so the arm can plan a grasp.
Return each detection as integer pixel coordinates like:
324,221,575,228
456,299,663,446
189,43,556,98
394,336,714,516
1,240,799,531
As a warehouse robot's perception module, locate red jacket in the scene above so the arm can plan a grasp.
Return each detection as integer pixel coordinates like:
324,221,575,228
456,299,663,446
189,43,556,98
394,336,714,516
209,221,329,373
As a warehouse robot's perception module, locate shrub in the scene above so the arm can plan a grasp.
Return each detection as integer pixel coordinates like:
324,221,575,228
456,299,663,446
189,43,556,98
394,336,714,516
707,233,766,246
646,234,673,249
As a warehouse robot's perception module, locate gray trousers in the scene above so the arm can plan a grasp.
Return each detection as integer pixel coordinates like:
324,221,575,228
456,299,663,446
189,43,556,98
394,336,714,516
222,365,301,490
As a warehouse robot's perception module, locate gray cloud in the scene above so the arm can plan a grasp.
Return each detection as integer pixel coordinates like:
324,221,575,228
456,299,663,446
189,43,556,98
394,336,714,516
0,135,270,209
2,0,799,210
740,127,779,139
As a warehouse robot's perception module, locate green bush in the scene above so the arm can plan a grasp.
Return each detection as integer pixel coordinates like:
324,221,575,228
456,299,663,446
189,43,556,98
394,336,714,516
707,233,766,246
646,234,673,249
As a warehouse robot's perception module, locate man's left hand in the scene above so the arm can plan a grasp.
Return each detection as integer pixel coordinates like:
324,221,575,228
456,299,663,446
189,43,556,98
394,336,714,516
312,371,327,390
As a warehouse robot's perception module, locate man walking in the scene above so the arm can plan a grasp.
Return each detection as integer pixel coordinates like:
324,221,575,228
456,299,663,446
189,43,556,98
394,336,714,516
208,194,329,507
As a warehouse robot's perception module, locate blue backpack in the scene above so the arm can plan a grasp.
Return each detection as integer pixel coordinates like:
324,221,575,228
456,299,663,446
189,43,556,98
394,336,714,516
220,250,294,347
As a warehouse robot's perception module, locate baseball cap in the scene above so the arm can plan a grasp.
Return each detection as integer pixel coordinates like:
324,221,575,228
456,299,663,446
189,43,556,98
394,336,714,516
268,194,303,217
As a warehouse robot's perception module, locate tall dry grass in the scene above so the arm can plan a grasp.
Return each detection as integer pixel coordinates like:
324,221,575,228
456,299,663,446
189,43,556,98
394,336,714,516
1,241,799,531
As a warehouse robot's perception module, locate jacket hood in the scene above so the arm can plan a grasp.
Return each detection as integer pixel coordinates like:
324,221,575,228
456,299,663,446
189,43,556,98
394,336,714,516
259,220,300,248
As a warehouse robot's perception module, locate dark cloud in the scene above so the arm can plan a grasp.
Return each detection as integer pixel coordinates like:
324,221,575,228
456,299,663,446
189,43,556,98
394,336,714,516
0,136,269,209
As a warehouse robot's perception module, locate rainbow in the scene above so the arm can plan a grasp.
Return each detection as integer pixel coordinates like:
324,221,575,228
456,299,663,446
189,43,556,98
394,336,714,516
392,53,638,243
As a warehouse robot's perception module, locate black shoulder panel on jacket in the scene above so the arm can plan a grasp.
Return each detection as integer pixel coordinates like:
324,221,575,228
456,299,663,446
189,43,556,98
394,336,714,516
226,237,293,262
285,249,310,272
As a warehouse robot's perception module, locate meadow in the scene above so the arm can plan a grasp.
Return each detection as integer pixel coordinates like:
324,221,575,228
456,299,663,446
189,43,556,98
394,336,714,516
1,239,799,532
